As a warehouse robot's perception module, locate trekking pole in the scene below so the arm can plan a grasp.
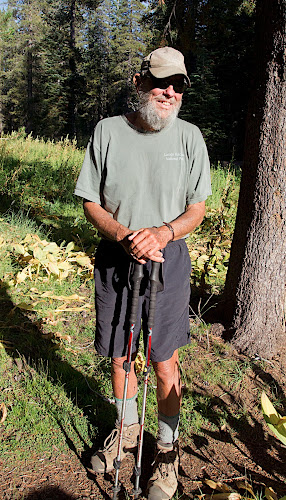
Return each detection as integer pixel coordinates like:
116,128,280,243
133,261,161,499
113,262,144,500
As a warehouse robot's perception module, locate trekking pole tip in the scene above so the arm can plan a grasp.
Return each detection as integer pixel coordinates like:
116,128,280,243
112,484,121,499
132,486,142,498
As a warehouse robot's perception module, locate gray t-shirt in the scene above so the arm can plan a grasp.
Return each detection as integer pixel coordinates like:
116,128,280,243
74,115,212,230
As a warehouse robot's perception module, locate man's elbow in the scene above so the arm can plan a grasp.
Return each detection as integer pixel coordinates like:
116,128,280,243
83,199,96,221
187,200,206,226
198,203,206,224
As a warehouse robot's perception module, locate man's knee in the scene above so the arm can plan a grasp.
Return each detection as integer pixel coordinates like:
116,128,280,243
152,351,180,384
111,352,138,374
112,356,126,372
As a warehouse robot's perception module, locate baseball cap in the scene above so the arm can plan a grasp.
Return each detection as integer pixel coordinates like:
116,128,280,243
141,47,190,86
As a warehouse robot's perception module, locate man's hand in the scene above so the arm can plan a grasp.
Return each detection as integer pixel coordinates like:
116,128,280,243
127,226,172,264
83,200,206,264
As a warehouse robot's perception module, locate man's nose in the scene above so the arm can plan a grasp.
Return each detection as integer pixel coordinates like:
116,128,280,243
163,85,176,97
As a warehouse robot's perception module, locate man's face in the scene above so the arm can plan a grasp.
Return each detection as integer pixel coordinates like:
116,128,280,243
137,74,184,131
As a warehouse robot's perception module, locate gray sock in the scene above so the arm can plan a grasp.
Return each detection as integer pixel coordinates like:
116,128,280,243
115,393,138,427
158,411,180,444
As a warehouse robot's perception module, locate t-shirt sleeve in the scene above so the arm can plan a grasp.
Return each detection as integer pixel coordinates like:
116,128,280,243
74,131,102,204
186,128,212,205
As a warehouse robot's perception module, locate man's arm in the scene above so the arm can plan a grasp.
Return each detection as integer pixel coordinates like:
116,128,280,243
83,200,164,264
128,201,206,261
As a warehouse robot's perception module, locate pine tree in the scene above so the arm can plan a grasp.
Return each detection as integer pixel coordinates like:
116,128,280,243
224,0,286,358
2,0,48,134
0,0,152,140
144,0,255,160
0,9,14,133
107,0,150,115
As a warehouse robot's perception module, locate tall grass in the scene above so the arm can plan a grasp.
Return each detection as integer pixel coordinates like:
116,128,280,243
0,131,240,244
207,162,240,210
0,131,92,244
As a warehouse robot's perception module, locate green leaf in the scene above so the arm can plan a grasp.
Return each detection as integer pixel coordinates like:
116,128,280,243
261,392,286,445
14,243,26,255
17,302,35,311
65,241,75,253
75,255,92,267
33,246,46,262
43,242,60,254
47,262,60,276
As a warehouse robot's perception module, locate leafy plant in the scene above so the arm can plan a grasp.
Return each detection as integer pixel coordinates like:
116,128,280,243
187,168,239,293
261,391,286,447
11,234,93,285
195,478,286,500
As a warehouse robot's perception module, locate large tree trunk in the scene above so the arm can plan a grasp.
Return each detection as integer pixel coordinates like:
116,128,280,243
223,0,286,358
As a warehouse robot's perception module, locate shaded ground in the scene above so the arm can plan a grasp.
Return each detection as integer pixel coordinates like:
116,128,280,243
1,272,286,499
1,335,286,499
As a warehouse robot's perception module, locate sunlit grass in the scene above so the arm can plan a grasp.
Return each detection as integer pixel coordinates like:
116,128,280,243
0,132,250,499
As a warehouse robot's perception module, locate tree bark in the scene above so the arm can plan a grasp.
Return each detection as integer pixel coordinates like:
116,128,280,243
223,0,286,358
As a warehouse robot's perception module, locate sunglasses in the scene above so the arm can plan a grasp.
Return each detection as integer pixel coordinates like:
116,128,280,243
146,74,188,94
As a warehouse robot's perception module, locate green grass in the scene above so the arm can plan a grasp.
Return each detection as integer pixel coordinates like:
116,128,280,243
0,135,242,443
0,131,93,245
0,131,240,253
2,133,270,499
0,346,94,461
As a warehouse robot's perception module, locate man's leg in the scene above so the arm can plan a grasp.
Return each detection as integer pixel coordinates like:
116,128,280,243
112,356,138,399
90,356,140,473
153,349,181,416
112,355,139,426
148,350,181,500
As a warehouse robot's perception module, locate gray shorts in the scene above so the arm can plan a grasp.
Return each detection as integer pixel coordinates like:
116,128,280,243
93,239,191,362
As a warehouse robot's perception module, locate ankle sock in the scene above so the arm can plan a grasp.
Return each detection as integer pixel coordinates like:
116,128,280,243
158,411,180,444
115,393,138,427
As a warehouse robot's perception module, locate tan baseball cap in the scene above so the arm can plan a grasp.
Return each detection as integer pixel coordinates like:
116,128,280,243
141,47,190,86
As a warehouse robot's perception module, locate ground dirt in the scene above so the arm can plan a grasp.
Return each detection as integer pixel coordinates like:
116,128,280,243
1,330,286,500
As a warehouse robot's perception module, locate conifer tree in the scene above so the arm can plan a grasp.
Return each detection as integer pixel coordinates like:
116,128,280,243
145,0,255,160
1,0,46,134
0,9,14,133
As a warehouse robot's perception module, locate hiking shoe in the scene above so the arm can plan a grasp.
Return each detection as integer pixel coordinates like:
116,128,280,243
90,422,139,473
147,441,179,500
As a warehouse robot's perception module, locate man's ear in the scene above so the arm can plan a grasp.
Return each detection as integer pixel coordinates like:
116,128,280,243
133,73,141,91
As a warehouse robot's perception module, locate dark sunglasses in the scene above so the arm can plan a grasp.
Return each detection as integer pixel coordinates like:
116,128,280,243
146,74,188,94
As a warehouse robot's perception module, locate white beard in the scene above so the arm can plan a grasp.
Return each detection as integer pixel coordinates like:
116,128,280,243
138,91,181,131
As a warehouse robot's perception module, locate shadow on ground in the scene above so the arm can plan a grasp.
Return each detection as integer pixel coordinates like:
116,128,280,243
23,487,77,499
179,342,286,496
0,279,115,456
1,277,286,497
1,195,99,249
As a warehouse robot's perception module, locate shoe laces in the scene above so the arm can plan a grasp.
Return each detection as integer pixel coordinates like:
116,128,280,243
102,428,119,452
152,448,177,479
102,426,136,452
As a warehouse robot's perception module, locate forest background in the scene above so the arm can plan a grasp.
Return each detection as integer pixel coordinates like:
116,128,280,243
2,0,286,499
0,0,256,161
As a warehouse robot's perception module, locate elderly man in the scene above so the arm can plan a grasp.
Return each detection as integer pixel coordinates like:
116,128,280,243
75,46,211,500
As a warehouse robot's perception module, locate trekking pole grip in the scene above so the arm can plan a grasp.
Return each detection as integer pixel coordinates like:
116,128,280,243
148,261,161,329
130,263,144,324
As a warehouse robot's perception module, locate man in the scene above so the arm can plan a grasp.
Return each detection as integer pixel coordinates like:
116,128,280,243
75,47,211,500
